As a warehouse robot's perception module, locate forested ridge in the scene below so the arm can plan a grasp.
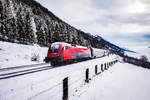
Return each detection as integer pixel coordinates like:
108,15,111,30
0,0,104,48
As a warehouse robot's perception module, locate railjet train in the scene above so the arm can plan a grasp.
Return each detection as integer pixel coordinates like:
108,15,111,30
44,42,106,66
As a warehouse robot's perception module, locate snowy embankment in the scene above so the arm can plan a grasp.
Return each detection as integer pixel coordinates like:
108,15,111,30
77,62,150,100
0,54,118,100
0,41,48,69
0,53,150,100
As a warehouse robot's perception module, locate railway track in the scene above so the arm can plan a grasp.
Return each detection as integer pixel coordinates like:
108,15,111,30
0,63,52,80
0,55,108,80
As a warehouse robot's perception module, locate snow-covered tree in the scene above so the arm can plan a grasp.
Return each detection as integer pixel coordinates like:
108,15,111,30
0,0,104,49
140,55,148,62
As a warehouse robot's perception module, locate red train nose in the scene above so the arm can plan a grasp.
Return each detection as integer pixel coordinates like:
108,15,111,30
48,53,58,58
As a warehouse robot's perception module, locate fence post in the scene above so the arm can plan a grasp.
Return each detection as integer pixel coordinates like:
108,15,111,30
95,65,98,75
101,64,103,72
107,63,109,69
63,77,68,100
111,62,113,66
85,68,89,83
105,63,107,70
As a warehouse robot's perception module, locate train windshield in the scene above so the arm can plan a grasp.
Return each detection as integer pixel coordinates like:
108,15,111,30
49,44,60,53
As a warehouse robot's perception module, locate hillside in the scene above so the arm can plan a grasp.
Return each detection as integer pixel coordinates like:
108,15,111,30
0,0,103,48
0,41,47,69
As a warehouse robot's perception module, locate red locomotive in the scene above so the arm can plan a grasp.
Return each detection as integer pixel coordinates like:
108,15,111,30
44,42,105,66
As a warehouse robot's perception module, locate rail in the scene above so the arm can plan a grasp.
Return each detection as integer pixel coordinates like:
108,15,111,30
0,63,51,80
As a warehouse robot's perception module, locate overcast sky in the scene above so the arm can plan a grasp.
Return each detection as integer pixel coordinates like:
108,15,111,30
35,0,150,50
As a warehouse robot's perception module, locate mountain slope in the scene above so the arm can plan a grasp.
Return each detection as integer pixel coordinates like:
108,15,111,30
0,0,98,47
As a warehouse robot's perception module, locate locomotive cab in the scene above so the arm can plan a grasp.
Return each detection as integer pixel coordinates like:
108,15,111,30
44,43,64,65
44,42,72,66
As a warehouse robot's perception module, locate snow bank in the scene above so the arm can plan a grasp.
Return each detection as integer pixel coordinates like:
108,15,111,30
0,41,48,69
74,62,150,100
0,54,118,100
0,56,150,100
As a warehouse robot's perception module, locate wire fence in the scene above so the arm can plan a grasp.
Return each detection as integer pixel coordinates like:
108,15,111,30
27,59,118,100
0,58,118,100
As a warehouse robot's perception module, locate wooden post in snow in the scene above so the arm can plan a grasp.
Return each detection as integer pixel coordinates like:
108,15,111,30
95,65,98,75
63,77,68,100
85,68,89,83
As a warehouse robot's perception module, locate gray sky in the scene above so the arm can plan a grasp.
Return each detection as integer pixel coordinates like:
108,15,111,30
36,0,150,50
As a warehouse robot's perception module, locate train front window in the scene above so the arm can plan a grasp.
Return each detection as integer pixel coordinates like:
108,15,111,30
49,44,60,53
62,46,69,51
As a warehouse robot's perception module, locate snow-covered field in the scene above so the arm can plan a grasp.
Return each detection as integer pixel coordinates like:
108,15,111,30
0,41,48,69
0,58,150,100
0,41,150,100
77,62,150,100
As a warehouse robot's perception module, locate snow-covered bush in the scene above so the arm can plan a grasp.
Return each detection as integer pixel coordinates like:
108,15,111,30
31,53,40,62
140,55,148,62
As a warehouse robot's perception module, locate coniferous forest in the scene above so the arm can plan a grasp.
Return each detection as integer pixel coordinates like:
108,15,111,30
0,0,104,48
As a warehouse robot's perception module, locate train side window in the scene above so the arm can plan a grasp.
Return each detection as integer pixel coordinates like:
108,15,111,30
62,47,65,51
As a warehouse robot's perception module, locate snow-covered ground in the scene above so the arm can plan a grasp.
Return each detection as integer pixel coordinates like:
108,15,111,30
0,58,150,100
0,41,150,100
0,41,48,69
76,62,150,100
0,53,116,99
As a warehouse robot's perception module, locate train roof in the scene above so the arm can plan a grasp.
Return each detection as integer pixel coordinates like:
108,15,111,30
51,42,71,46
